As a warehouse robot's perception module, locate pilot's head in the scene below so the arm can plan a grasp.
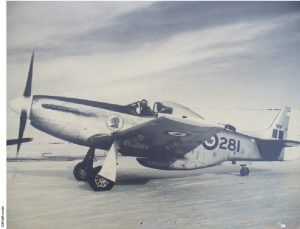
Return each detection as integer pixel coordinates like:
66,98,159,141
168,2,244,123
140,99,148,106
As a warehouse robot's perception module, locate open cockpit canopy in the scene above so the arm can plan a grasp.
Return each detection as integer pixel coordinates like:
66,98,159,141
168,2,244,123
155,101,204,119
126,99,204,119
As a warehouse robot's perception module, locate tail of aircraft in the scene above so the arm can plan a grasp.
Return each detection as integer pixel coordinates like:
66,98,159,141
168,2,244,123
255,107,293,161
265,106,291,140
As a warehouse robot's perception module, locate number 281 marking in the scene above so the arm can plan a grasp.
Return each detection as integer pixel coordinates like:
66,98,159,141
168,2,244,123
219,137,240,152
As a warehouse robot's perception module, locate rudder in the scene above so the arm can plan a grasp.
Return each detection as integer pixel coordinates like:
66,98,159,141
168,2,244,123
266,106,291,140
256,106,291,161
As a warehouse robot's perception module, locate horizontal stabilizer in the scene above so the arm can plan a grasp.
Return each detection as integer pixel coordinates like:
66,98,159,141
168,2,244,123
255,138,300,161
256,139,300,148
282,140,300,147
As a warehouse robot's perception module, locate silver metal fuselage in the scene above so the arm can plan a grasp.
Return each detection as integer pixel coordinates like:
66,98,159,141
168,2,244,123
30,95,151,148
29,95,278,170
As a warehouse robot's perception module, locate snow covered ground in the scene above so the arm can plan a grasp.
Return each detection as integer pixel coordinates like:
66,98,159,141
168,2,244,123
7,151,300,229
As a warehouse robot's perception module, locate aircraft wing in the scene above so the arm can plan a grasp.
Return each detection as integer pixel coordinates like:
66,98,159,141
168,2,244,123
115,116,224,157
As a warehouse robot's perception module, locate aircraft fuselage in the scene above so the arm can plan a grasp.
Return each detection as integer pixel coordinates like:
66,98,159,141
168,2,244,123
28,95,283,171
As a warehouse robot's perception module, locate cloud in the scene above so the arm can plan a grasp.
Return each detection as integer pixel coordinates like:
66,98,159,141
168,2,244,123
7,2,153,54
7,8,300,102
7,4,300,89
7,2,300,57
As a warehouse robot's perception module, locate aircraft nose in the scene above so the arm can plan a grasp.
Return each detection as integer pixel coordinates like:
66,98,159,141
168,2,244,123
9,97,32,115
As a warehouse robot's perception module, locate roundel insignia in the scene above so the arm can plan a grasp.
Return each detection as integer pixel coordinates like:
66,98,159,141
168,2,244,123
202,135,219,150
166,131,188,137
106,114,124,131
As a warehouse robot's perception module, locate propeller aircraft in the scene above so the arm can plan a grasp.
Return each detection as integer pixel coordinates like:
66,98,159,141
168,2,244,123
8,53,300,191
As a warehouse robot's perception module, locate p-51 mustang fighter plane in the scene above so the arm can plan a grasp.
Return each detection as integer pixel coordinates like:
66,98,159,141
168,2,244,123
9,53,300,191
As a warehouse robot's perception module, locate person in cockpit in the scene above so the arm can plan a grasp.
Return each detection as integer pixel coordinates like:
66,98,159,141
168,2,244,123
140,99,153,116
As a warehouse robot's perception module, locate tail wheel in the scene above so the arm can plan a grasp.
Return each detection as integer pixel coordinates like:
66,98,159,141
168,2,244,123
240,167,250,176
73,162,89,181
88,166,115,191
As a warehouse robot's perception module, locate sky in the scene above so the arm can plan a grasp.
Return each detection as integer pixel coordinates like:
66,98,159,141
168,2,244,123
6,2,300,141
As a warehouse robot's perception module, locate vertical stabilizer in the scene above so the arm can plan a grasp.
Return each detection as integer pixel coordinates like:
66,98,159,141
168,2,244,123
266,106,291,140
255,107,291,161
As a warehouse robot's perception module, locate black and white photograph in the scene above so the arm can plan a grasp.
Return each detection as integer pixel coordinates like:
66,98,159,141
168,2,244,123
3,1,300,229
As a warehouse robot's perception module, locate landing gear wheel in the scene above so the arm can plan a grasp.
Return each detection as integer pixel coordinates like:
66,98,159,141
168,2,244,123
240,166,250,176
88,166,115,191
73,147,95,182
73,162,90,181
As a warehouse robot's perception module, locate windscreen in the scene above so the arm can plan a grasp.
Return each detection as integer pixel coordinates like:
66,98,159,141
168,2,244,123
157,101,204,119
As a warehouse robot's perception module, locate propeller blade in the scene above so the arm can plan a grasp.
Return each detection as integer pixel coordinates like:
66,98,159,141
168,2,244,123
16,110,27,156
15,52,35,157
23,52,34,97
7,137,33,146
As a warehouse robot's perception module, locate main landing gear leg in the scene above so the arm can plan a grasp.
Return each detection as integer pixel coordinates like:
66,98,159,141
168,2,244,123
240,164,250,176
88,142,117,191
73,147,95,181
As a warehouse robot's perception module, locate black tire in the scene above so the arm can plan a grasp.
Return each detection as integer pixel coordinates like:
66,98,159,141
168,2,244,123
240,167,250,176
88,166,115,191
244,167,250,176
73,162,89,181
